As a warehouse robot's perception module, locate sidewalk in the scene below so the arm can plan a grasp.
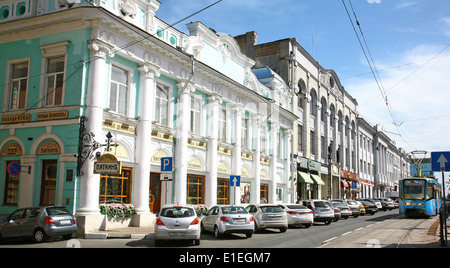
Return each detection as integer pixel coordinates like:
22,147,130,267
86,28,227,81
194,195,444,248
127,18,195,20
84,226,155,240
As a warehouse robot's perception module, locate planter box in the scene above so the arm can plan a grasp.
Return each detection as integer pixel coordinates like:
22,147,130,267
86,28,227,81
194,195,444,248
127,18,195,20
100,216,132,230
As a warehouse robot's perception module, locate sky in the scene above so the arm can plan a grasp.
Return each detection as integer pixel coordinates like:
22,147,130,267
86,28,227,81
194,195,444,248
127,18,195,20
156,0,450,156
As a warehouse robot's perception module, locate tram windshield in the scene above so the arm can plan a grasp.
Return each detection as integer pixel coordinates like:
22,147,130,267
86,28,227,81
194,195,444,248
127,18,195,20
403,179,426,200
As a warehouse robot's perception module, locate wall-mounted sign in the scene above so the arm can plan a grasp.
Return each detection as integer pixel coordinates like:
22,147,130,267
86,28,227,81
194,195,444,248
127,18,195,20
36,111,68,121
94,153,122,174
37,141,61,155
2,114,31,124
1,143,23,156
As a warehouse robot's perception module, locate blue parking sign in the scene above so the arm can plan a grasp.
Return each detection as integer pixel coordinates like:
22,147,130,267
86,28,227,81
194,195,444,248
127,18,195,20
431,151,450,172
161,157,173,172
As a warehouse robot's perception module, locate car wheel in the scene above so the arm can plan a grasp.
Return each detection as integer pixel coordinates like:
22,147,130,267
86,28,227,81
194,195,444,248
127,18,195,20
279,227,287,233
303,224,312,228
246,233,253,238
325,220,332,225
214,226,222,239
194,239,200,245
33,228,47,243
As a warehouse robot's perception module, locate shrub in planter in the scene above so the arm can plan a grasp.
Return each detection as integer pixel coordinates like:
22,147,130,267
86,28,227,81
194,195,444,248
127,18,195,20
99,203,137,219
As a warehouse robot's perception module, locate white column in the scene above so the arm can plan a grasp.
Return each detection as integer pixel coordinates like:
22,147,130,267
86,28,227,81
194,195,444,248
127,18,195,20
134,63,160,216
231,104,243,205
270,122,279,204
78,40,113,216
174,81,193,205
205,94,220,208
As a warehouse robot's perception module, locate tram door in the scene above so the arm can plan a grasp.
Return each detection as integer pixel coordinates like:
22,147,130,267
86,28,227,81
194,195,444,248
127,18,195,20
149,172,161,213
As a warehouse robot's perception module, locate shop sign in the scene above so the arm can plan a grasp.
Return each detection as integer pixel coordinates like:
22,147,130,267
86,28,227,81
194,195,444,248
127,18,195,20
299,157,321,172
1,143,23,156
37,141,61,155
94,153,122,174
2,114,31,124
36,111,68,121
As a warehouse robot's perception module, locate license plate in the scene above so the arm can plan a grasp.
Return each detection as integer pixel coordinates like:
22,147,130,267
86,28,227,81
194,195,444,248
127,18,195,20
169,232,185,237
233,219,245,223
60,220,71,225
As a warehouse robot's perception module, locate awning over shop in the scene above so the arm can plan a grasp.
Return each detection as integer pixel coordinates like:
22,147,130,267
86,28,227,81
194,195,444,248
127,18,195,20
298,171,314,184
310,174,325,185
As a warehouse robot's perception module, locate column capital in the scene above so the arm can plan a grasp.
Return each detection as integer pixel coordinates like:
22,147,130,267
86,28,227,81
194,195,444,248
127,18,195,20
88,40,114,59
207,93,222,104
138,63,160,78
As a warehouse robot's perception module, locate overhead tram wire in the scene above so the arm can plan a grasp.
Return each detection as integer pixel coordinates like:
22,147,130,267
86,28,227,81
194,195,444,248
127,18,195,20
341,0,417,151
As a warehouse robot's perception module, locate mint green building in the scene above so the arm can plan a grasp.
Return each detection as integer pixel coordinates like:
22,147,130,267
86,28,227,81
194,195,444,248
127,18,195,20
0,0,297,234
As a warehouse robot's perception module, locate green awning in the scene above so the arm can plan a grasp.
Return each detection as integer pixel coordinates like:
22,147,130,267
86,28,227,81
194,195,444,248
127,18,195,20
298,172,314,184
310,174,325,185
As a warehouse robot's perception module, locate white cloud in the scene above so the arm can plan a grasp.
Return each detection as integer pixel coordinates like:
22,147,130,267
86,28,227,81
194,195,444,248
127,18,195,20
367,0,381,3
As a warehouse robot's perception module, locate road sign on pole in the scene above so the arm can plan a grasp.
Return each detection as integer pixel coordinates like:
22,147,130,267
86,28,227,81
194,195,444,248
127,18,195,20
230,175,241,187
431,152,450,172
161,157,173,172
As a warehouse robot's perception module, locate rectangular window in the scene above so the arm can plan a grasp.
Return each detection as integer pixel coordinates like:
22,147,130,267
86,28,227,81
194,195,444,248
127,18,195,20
109,66,128,115
190,96,202,135
99,167,133,204
9,61,29,110
3,161,20,205
218,107,227,143
241,117,249,149
260,123,267,153
187,175,204,205
217,178,230,205
155,83,169,126
45,56,65,106
298,124,303,152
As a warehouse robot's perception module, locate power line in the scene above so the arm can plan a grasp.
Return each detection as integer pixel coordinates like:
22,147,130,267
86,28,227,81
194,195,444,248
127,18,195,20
342,0,417,151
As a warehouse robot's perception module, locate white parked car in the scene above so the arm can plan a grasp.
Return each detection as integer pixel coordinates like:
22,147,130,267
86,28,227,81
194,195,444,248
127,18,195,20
278,204,313,228
201,205,254,238
154,204,201,246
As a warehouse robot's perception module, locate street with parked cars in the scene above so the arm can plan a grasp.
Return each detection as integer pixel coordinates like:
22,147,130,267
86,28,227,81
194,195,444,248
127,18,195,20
0,198,399,247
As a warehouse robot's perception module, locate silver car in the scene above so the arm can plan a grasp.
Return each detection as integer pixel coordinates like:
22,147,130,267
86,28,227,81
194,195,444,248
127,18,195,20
154,204,201,246
303,200,334,225
246,204,288,232
201,205,254,238
278,204,313,228
0,206,77,243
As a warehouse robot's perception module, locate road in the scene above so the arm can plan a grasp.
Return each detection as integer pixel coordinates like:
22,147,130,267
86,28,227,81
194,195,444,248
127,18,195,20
1,209,425,249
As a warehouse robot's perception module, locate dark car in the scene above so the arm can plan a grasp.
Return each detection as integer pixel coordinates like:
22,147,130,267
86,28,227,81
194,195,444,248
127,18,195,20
361,201,378,215
0,206,77,243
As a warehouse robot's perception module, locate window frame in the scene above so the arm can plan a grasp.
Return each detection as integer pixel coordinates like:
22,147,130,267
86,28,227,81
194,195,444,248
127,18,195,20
108,64,130,116
5,58,30,111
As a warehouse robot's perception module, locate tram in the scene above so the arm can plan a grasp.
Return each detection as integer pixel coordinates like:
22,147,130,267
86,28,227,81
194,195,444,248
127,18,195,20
399,178,442,217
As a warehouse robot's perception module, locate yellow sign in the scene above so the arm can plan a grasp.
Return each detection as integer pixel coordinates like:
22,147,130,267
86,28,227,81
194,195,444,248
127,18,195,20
94,153,122,174
37,141,61,155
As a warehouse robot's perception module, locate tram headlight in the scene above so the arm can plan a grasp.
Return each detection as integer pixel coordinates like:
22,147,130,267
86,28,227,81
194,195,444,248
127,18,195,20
418,202,425,206
405,202,411,206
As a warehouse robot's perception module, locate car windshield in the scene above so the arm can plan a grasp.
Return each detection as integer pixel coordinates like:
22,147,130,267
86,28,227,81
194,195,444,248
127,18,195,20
260,206,284,213
160,207,195,218
221,206,248,214
46,207,71,216
347,200,357,205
